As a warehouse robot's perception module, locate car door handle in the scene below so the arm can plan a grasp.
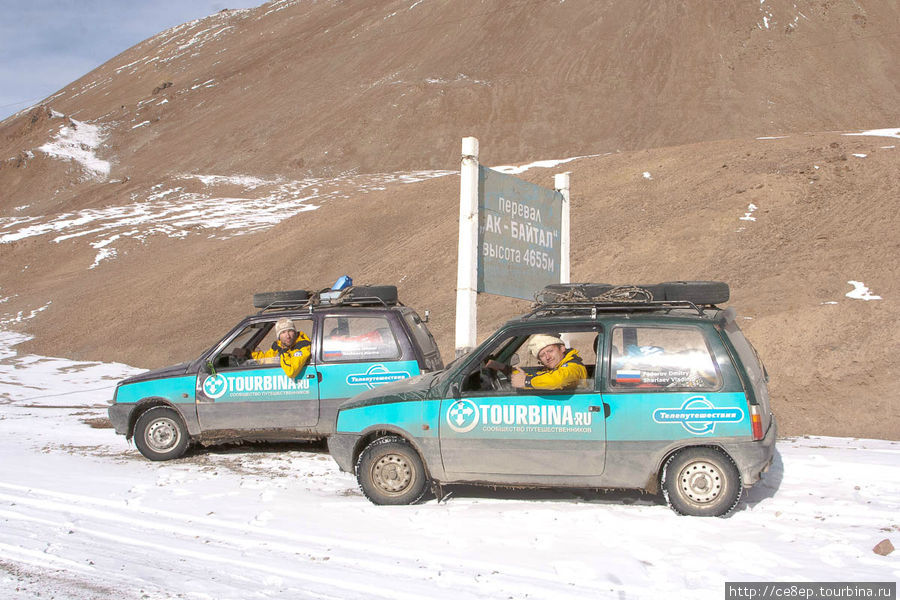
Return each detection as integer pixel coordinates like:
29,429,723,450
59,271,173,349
589,404,611,418
307,372,322,382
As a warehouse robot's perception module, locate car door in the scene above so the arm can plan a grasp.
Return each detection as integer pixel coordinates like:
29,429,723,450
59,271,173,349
196,317,320,432
439,326,607,479
314,312,422,430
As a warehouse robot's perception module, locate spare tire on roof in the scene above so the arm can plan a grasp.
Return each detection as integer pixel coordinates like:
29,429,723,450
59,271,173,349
252,290,310,309
662,281,729,304
347,285,398,304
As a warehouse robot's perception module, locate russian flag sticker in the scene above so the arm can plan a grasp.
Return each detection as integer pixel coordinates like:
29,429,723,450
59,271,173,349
616,369,642,383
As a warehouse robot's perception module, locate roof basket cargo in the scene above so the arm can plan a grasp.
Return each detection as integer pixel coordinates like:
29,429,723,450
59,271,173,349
253,285,400,312
536,281,728,305
252,290,311,309
316,285,399,307
529,281,729,317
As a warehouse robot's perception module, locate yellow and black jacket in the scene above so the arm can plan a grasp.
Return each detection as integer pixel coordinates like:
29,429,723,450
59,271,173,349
251,333,311,378
521,348,587,390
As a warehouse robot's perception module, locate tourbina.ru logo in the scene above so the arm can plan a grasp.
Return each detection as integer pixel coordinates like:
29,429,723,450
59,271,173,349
446,399,594,434
652,396,744,435
202,372,310,399
346,364,411,390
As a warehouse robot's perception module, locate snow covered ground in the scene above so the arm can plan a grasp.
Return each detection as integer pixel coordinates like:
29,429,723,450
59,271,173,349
0,329,897,599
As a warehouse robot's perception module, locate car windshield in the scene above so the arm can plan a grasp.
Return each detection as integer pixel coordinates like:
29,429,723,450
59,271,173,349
433,352,470,385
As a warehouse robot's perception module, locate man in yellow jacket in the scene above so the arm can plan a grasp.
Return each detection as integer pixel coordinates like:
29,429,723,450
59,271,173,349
510,334,587,391
251,318,311,378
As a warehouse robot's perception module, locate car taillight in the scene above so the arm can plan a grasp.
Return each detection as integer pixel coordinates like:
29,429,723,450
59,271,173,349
749,404,763,440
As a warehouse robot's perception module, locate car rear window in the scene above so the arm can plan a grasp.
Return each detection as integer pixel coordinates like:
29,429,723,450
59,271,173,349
608,326,722,391
321,316,400,362
402,311,439,355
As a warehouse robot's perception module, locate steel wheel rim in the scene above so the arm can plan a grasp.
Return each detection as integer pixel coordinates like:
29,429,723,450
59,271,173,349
145,418,180,452
677,459,723,504
372,453,414,495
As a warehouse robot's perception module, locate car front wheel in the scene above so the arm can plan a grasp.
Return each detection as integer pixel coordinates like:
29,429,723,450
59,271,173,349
662,447,742,517
356,436,428,505
133,406,190,461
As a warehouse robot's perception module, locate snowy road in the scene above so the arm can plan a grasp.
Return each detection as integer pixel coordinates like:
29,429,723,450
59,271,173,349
1,331,897,599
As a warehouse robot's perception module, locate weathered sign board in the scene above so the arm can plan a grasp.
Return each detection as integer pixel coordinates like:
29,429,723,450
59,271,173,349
476,166,563,300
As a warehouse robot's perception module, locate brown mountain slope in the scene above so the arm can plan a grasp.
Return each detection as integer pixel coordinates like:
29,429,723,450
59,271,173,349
2,131,898,439
2,0,899,190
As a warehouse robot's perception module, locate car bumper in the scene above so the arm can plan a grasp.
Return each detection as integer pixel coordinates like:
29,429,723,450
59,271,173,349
732,414,778,486
327,433,361,473
107,403,132,436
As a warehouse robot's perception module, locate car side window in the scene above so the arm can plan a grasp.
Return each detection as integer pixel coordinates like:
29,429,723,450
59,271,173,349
608,326,722,391
248,318,314,366
460,328,600,395
321,316,400,362
213,319,314,370
213,323,267,369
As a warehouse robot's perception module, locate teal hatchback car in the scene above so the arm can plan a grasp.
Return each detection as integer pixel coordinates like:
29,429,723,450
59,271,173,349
108,285,442,460
328,282,776,517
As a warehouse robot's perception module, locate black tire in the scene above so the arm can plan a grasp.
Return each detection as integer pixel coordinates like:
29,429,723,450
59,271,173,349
631,284,667,301
661,447,742,517
133,406,190,461
347,285,398,304
662,281,729,305
355,436,428,505
252,290,310,309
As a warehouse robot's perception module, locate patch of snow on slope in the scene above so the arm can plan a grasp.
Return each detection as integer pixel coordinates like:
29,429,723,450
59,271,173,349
262,0,301,18
0,170,454,268
0,303,51,328
38,119,110,179
846,281,882,301
844,127,900,139
492,153,608,175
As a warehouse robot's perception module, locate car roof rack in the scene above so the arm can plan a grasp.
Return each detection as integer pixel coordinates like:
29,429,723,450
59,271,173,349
254,285,402,313
522,299,710,320
522,282,728,319
524,282,732,319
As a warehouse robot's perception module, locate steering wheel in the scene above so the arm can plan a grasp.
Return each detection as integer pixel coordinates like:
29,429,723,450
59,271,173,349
483,359,511,391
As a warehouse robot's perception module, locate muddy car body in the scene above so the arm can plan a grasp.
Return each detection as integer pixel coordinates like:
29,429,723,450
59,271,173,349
329,282,776,516
108,286,442,460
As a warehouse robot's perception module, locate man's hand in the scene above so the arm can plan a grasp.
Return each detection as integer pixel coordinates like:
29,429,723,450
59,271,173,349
484,359,508,374
510,370,526,388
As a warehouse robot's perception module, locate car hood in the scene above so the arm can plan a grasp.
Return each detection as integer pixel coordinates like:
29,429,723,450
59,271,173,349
339,370,442,410
118,362,193,386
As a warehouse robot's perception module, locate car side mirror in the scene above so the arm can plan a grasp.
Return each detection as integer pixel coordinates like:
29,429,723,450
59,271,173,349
449,382,461,399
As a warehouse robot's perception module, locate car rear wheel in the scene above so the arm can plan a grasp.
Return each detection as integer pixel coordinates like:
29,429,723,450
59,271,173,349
133,406,190,461
356,436,428,505
662,447,742,517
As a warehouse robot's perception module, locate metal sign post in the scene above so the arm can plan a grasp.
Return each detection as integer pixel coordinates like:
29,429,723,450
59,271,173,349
556,171,571,285
455,137,479,357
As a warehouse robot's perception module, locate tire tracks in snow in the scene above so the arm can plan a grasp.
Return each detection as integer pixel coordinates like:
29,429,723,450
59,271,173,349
0,481,596,599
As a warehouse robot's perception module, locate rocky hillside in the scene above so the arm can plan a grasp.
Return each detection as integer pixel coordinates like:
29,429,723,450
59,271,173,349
1,0,898,439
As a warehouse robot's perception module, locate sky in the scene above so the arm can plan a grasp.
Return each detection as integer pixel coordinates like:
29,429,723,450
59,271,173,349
0,0,265,121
